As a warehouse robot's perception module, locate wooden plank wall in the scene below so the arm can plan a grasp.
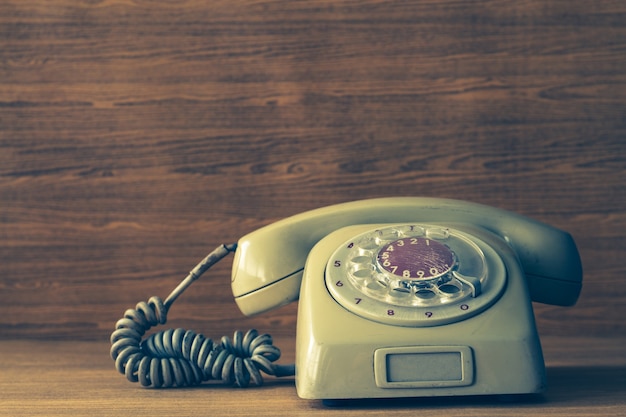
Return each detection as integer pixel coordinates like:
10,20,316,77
1,0,624,342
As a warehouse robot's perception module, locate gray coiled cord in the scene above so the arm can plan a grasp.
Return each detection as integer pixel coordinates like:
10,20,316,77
109,244,295,388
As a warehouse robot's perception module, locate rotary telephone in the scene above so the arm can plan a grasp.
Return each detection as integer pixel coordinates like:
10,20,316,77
111,197,583,401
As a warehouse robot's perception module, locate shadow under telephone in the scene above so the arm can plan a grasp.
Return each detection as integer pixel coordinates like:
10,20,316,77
110,197,583,401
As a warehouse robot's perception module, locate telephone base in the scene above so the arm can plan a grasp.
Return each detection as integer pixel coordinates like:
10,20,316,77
295,224,547,401
296,337,546,400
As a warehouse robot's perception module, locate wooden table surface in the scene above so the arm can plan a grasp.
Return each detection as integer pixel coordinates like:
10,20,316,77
1,1,625,415
2,336,626,417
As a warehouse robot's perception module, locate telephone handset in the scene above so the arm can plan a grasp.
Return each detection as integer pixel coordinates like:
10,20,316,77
232,197,582,316
111,197,582,401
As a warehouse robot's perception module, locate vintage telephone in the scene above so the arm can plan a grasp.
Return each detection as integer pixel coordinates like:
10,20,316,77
110,197,583,401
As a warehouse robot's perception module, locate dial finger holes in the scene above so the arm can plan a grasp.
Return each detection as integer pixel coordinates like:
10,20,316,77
358,237,378,250
351,256,371,265
439,283,462,295
390,282,411,299
349,256,374,281
415,289,437,300
352,268,372,279
374,228,400,244
367,278,387,291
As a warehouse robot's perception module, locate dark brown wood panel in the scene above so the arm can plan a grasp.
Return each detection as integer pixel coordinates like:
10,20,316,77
1,0,624,343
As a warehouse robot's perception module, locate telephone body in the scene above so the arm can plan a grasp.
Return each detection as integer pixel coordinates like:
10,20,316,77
231,197,582,400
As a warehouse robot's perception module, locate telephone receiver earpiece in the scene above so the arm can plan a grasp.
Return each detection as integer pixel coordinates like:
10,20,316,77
231,197,582,316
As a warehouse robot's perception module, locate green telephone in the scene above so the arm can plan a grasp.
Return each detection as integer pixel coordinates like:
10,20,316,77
111,197,583,401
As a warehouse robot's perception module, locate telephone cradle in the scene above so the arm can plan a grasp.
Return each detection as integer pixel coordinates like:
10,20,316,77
111,197,583,402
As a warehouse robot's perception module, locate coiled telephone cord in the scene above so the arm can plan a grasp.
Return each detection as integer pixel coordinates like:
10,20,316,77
110,243,295,388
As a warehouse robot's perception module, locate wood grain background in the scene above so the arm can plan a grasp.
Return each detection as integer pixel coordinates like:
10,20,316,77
1,0,624,344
